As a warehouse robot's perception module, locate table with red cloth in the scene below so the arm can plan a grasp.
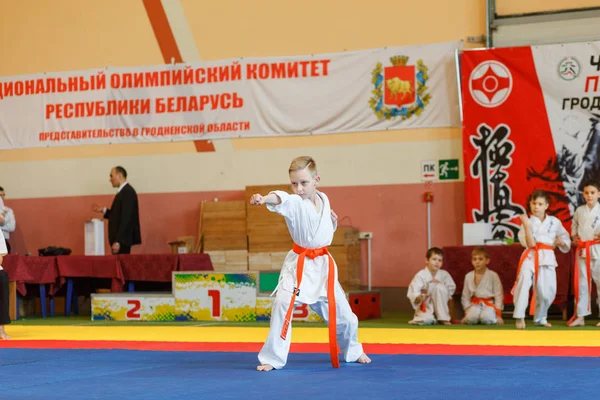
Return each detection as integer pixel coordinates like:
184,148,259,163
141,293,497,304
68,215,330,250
57,255,124,292
442,245,573,310
118,254,178,283
2,253,214,294
119,253,213,281
177,254,213,272
2,255,60,296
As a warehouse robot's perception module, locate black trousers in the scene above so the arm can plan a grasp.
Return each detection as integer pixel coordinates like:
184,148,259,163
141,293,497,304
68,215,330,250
0,269,10,325
118,244,131,255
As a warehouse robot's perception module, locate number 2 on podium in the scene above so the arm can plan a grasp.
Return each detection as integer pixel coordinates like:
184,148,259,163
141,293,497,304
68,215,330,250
126,299,141,319
208,290,221,317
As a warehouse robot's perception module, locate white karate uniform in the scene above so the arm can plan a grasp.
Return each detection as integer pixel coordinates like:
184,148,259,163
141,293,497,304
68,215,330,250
513,215,571,324
257,190,363,369
407,268,456,325
572,203,600,317
461,269,503,325
0,225,6,259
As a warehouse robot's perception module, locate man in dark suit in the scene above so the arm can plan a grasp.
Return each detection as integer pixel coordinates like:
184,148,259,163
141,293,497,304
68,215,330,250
93,166,141,254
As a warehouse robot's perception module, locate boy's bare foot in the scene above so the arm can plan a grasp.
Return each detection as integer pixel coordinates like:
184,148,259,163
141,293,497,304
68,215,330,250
408,320,418,325
356,353,371,364
567,316,585,327
596,321,600,327
536,322,552,327
256,364,274,372
515,319,525,329
440,321,451,326
0,332,10,340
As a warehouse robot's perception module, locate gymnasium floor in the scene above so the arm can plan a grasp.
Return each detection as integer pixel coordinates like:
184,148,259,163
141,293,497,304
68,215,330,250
2,313,600,399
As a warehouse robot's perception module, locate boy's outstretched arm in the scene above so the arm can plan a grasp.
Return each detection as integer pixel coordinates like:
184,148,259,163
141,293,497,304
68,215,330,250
250,193,282,206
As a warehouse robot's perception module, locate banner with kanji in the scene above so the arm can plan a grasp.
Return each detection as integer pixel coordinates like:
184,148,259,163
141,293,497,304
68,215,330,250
0,41,461,149
461,40,600,238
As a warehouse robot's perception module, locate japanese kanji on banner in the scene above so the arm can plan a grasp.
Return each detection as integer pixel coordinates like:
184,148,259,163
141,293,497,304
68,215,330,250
461,40,600,238
0,41,461,149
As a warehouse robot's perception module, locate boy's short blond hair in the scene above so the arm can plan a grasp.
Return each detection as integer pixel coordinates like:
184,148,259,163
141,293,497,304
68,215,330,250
289,156,317,176
471,246,489,258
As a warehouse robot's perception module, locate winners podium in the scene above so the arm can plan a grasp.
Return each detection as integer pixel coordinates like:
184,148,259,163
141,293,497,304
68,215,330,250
91,271,324,322
92,271,380,322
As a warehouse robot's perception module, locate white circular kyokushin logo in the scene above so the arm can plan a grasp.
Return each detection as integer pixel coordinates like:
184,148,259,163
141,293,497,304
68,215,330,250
557,57,581,81
469,61,513,108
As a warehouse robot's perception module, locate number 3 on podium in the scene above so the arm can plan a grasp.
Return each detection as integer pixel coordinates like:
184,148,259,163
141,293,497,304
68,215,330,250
208,289,221,318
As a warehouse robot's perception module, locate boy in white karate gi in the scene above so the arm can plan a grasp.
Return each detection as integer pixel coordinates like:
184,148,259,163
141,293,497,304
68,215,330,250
250,156,371,371
568,180,600,327
461,247,504,325
513,190,571,329
407,247,456,325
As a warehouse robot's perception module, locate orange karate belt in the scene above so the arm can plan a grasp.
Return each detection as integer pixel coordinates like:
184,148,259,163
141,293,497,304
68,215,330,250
512,243,553,316
280,243,340,368
419,299,427,313
569,239,600,323
471,296,502,317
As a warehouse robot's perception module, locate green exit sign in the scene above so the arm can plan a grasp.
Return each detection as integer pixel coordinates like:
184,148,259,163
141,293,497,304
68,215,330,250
438,159,459,180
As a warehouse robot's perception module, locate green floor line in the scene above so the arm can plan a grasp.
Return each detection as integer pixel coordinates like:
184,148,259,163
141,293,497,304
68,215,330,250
9,312,600,330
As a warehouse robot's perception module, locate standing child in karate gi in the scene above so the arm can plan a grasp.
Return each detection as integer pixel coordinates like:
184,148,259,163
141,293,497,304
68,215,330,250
513,189,571,329
407,247,456,325
250,156,371,371
461,247,504,325
0,196,11,340
568,180,600,327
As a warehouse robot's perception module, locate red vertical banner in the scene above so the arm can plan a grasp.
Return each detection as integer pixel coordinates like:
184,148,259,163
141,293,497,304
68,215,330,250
461,47,567,239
